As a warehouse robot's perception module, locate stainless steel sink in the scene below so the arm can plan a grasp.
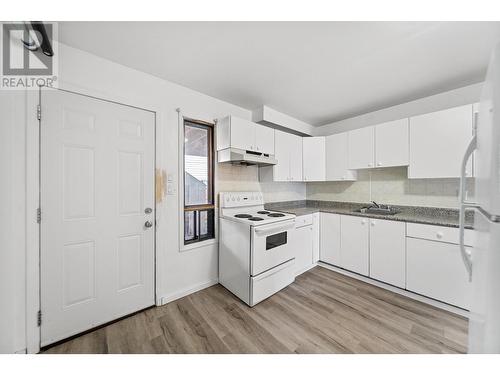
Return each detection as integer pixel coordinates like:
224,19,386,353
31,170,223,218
353,206,399,215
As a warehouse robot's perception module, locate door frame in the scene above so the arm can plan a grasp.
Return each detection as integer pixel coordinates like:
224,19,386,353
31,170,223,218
26,86,158,353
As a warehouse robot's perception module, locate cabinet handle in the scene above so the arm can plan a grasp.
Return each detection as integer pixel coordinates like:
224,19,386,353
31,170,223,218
368,163,372,167
361,219,366,225
370,221,375,226
377,162,382,166
436,232,443,239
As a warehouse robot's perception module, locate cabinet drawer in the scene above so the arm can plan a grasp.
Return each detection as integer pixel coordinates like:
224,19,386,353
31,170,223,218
295,214,313,228
406,222,474,246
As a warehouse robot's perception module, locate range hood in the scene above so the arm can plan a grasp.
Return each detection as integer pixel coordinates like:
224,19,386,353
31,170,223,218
218,148,277,166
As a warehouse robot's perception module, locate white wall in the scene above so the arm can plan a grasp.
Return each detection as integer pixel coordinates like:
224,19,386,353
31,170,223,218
0,91,27,353
313,83,482,136
0,43,305,353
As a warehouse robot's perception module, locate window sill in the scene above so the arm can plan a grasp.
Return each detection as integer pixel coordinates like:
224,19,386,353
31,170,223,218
180,238,218,252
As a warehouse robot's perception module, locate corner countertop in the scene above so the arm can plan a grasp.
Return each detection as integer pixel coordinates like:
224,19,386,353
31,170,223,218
264,200,474,229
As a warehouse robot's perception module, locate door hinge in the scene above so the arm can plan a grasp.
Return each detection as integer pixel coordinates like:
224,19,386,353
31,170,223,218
37,310,42,327
37,104,41,120
37,208,41,223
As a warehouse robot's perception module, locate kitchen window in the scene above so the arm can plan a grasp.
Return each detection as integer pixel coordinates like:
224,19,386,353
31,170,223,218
183,119,215,245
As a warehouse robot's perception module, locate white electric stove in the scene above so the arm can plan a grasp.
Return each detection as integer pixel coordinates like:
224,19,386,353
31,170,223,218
219,192,297,306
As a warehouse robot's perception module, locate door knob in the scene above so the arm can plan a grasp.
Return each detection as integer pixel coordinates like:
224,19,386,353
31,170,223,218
144,221,153,228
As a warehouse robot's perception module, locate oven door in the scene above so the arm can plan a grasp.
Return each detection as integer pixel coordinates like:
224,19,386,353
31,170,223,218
251,219,295,276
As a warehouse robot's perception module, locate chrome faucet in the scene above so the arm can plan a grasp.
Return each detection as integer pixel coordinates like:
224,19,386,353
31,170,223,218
370,201,380,208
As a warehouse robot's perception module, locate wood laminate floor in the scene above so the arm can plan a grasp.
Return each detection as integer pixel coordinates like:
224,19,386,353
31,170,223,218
43,266,468,354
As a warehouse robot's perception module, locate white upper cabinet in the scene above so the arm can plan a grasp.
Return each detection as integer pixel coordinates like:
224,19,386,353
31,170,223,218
409,105,474,179
217,115,275,154
348,126,375,169
260,129,302,182
255,124,275,155
325,133,357,181
348,119,409,170
303,137,326,181
375,119,409,168
289,133,303,181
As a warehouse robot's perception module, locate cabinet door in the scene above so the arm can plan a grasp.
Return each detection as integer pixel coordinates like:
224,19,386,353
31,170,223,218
375,119,409,168
406,238,471,309
326,133,357,181
272,129,290,181
312,213,320,263
409,105,473,178
303,137,326,181
293,225,314,276
348,126,375,169
340,215,369,275
369,219,406,288
319,213,341,266
230,116,256,151
255,124,275,155
289,133,303,181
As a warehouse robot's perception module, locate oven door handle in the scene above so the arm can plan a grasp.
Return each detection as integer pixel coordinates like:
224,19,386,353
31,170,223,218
254,221,295,236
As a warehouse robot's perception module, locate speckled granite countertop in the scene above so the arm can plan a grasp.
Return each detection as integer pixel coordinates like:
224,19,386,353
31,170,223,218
265,200,474,229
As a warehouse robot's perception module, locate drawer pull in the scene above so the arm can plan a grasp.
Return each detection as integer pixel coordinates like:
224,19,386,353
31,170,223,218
436,232,443,239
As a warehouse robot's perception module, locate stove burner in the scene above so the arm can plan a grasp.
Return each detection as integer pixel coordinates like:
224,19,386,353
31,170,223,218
268,213,285,217
235,214,252,218
248,217,264,221
257,211,270,214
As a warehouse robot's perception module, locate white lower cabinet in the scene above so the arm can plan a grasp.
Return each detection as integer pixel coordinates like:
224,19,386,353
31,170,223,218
312,213,320,263
406,237,471,309
294,225,313,275
340,215,369,276
319,213,341,266
369,219,406,288
293,214,316,276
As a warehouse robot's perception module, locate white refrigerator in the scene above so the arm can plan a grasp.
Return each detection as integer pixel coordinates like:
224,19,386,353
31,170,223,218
460,43,500,353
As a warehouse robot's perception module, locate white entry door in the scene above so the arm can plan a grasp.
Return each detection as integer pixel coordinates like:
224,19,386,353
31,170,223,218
40,89,155,346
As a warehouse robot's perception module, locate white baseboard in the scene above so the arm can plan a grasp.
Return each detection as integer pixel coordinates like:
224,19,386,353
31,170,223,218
317,262,469,318
159,279,219,306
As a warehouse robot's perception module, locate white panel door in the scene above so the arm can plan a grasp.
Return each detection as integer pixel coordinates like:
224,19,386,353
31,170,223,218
409,105,473,178
272,129,290,181
289,133,303,181
348,126,375,169
41,89,155,346
340,215,369,275
325,132,357,181
375,119,409,168
255,124,275,154
303,137,326,181
230,116,256,151
369,219,406,288
319,213,341,266
406,238,471,309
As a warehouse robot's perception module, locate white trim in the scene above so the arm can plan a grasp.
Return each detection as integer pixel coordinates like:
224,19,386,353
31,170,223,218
159,279,219,305
177,109,219,251
25,86,160,353
26,89,40,354
317,262,469,318
181,239,219,252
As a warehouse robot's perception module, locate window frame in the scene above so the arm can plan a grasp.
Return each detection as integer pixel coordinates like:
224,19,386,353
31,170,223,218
182,118,215,245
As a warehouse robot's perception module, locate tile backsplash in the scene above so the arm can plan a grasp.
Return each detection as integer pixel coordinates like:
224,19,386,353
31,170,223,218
307,166,474,208
216,164,473,208
216,163,306,203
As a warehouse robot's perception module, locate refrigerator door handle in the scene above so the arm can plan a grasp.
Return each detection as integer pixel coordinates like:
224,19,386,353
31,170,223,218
459,134,477,281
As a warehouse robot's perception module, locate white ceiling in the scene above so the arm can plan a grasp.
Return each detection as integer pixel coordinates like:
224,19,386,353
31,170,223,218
58,22,500,126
